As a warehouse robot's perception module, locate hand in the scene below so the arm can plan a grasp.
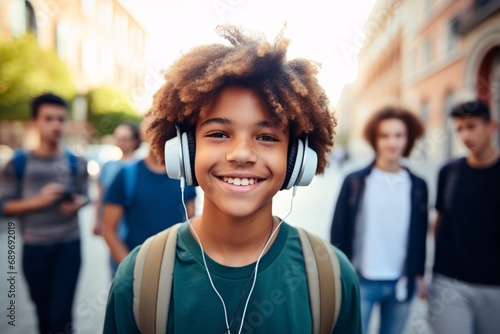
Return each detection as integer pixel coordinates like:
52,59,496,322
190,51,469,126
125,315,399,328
36,183,64,208
416,276,428,299
59,194,88,214
93,222,103,236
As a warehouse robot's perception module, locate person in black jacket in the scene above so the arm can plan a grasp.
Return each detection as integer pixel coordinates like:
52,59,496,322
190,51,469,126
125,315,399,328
331,106,428,334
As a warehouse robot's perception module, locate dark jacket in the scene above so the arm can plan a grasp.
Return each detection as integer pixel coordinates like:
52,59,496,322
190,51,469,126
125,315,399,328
330,162,428,301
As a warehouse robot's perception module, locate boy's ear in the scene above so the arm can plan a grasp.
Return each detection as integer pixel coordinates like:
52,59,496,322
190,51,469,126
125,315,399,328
491,120,499,132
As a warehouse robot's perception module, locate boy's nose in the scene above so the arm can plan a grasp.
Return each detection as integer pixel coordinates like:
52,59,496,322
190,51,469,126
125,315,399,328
225,138,258,165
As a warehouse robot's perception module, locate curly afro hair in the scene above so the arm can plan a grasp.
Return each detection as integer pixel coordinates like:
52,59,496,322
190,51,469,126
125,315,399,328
148,25,336,174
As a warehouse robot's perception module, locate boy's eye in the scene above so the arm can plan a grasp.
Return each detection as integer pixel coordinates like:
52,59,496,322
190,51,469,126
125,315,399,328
257,135,278,142
206,132,228,139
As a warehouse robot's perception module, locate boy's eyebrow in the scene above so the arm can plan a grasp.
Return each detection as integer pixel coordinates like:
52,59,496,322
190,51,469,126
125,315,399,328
255,120,279,129
199,117,232,128
199,118,281,129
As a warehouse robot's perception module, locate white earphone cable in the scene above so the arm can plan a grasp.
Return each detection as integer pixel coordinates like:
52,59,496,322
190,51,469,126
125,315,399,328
236,185,297,334
180,178,297,334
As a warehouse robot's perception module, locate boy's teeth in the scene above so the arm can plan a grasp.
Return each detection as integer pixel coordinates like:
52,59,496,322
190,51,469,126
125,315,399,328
222,177,258,186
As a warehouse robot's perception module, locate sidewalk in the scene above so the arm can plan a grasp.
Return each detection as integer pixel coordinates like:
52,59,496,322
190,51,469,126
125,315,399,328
0,203,112,334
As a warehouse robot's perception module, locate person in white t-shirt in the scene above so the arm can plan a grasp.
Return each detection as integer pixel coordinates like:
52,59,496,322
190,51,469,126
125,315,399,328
330,106,429,334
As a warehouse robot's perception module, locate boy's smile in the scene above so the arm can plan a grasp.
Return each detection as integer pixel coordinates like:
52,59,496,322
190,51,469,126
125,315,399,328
195,86,289,219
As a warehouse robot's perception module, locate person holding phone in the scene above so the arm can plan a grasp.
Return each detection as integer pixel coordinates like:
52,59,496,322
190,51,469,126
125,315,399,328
0,93,89,334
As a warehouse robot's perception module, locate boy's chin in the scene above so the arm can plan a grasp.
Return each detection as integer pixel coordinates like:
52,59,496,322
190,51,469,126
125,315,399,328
214,200,272,220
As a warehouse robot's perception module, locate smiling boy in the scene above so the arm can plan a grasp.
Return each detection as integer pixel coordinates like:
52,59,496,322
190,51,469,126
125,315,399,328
104,26,361,333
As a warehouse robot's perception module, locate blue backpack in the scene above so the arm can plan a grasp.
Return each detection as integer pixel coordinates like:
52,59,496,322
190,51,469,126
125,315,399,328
123,160,139,206
113,160,140,240
12,149,78,183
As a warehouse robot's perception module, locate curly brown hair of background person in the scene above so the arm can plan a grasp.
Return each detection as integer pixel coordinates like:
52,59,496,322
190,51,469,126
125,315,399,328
148,25,337,174
363,106,425,158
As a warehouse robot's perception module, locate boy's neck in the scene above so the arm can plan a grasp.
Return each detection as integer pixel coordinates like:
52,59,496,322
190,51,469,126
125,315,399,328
375,157,401,173
191,203,278,267
121,152,135,161
33,141,60,157
467,145,500,168
144,152,165,173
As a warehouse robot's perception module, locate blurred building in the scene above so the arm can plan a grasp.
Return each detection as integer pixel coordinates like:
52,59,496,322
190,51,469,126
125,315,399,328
0,0,147,150
0,0,146,95
339,0,500,163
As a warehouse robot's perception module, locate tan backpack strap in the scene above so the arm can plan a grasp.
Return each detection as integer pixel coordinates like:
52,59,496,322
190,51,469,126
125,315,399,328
133,223,181,334
298,227,342,334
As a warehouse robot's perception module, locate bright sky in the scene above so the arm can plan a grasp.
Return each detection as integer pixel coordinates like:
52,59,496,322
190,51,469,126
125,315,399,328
120,0,377,108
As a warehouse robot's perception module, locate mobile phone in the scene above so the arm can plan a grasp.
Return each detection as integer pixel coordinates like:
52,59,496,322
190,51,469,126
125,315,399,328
61,191,75,202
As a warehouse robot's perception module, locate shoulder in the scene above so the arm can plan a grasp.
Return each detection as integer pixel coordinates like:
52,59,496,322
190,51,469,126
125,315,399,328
406,170,427,189
76,155,87,164
344,163,373,181
332,246,358,288
64,149,87,164
112,246,140,294
439,158,465,174
104,246,141,333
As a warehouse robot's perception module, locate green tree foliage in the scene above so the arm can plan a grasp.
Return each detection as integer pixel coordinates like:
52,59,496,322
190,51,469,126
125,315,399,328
0,34,75,120
86,87,141,137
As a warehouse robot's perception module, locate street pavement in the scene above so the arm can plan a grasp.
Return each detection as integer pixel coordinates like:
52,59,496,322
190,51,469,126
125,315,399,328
0,154,438,333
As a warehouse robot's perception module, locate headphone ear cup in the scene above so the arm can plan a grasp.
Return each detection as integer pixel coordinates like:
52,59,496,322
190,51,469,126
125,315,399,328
281,138,300,190
281,136,318,190
296,146,317,187
186,131,198,186
180,132,194,186
164,135,183,180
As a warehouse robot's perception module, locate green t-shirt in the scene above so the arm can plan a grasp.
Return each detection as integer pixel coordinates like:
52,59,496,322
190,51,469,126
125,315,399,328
103,222,361,333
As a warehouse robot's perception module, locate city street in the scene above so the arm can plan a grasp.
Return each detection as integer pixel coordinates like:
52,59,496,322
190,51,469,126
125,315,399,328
1,154,436,334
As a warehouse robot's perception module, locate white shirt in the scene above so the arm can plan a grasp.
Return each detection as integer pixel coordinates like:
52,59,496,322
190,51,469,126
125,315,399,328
358,167,411,280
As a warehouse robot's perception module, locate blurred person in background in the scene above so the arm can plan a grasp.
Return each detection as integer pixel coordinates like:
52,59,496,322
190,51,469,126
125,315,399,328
92,122,141,277
0,93,89,334
93,122,141,235
331,106,428,334
102,111,196,267
429,100,500,334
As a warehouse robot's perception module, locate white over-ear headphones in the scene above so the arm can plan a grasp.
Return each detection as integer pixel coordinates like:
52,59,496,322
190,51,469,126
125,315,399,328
164,125,318,189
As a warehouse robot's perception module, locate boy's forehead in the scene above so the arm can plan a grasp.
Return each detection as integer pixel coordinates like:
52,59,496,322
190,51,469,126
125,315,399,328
37,104,67,118
455,116,487,125
194,86,289,131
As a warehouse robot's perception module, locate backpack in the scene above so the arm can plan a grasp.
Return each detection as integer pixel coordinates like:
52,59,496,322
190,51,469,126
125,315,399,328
122,160,139,206
12,149,78,183
107,160,140,240
132,223,342,334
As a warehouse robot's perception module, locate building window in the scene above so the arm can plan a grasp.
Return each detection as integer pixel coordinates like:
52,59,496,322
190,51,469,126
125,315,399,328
10,0,26,36
81,39,97,73
81,0,96,17
475,0,492,10
425,0,433,17
446,16,459,52
423,37,433,67
443,92,455,157
99,1,113,30
56,21,69,61
26,1,37,36
420,99,430,126
114,12,129,65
